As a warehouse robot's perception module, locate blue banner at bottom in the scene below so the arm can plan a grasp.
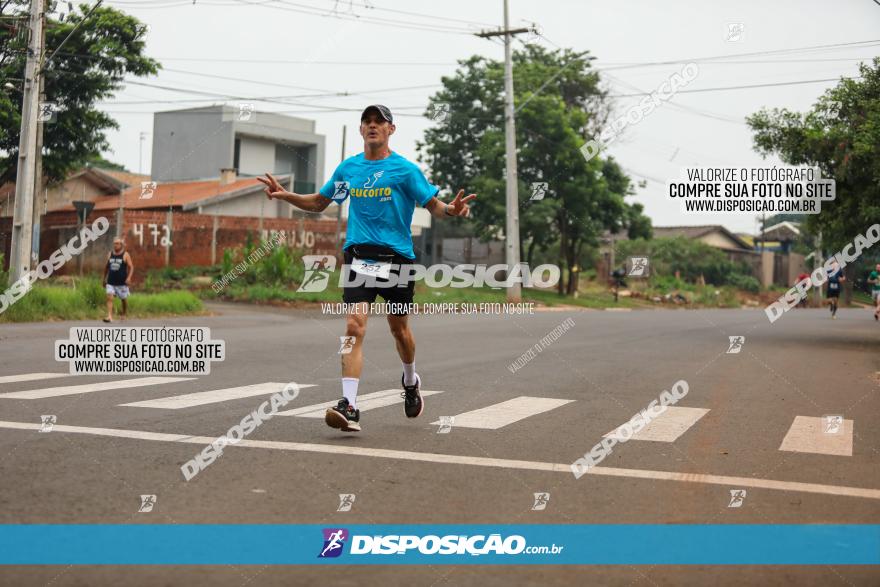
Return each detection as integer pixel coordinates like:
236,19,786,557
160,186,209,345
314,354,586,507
0,525,877,565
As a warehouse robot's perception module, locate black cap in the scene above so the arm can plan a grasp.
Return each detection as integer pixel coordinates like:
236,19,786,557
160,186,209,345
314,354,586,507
361,104,393,123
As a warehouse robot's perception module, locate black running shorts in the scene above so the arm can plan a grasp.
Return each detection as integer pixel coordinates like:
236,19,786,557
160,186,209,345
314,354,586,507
342,244,416,315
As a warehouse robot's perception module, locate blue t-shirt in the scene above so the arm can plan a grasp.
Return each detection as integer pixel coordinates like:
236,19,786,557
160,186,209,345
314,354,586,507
319,152,439,259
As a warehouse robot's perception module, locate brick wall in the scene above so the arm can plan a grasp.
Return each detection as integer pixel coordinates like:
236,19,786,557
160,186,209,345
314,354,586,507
1,210,343,282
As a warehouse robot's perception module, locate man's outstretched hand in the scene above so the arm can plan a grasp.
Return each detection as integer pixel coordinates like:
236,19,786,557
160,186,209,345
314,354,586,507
447,189,476,218
256,173,285,199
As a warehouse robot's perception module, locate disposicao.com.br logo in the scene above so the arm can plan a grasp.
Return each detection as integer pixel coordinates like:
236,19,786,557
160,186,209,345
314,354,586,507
318,528,563,558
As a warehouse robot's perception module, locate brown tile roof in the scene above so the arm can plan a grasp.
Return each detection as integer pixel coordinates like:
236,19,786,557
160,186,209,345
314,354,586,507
93,168,150,188
56,177,269,211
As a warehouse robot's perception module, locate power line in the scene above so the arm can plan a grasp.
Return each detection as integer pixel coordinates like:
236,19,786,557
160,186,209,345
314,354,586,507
305,0,496,28
593,39,880,72
229,0,475,34
608,76,861,97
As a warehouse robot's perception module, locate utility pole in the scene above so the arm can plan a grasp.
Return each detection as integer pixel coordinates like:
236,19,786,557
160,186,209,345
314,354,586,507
335,124,346,255
476,0,529,302
30,4,47,271
9,0,44,283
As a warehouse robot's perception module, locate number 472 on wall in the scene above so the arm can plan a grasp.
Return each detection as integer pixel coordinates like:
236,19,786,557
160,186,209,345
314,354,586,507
132,223,172,247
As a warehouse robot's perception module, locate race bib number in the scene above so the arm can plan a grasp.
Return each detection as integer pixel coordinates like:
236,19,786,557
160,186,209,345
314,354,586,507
830,282,839,290
351,257,391,280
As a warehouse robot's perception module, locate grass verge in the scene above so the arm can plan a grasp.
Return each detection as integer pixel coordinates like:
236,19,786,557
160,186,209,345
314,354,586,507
0,277,203,323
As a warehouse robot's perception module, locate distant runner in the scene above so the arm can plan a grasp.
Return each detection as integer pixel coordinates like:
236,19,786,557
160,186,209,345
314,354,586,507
102,237,133,323
258,104,475,432
796,271,810,308
826,261,844,319
868,263,880,321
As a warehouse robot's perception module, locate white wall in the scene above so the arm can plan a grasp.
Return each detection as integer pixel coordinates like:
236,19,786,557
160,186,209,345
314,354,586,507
237,136,276,177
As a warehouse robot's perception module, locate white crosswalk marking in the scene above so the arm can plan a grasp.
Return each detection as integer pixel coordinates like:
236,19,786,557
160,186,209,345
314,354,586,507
779,416,853,456
603,406,709,442
0,373,68,384
0,377,193,400
120,382,316,409
275,389,445,417
431,396,574,430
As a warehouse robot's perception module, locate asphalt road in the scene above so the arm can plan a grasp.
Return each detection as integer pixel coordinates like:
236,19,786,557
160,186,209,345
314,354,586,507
0,302,878,586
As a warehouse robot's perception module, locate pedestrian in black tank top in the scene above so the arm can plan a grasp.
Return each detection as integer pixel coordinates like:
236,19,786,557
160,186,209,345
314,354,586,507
102,237,134,323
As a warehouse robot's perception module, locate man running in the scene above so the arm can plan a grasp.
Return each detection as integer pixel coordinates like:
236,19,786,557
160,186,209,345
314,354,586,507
102,237,133,323
868,263,880,321
826,260,844,319
258,104,475,432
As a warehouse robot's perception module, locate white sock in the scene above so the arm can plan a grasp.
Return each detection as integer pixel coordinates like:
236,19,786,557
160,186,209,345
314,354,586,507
402,363,417,386
342,378,359,409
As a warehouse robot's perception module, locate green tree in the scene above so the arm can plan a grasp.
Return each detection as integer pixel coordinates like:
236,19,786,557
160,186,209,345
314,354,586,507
0,1,159,183
418,45,648,295
747,58,880,251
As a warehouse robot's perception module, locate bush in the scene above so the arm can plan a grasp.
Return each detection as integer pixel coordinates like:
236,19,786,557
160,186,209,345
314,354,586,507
618,237,758,288
727,273,760,293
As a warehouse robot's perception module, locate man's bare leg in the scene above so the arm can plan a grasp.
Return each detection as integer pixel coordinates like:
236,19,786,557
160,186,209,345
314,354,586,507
342,303,369,382
325,302,369,432
387,313,415,366
388,312,423,417
104,294,114,322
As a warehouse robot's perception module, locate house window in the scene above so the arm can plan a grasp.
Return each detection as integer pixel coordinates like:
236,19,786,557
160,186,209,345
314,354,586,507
233,138,241,172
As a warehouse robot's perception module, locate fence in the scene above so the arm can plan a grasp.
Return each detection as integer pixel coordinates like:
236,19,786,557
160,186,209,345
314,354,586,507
0,210,342,282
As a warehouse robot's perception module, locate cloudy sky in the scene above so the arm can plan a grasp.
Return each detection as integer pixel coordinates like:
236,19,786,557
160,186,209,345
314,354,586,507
96,0,879,234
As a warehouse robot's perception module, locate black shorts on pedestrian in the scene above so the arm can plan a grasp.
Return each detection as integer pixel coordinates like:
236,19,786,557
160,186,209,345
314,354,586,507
342,244,416,315
827,288,840,298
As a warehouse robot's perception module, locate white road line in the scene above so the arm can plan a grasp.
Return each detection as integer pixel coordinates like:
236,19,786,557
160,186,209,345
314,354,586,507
0,419,878,500
431,396,574,430
275,389,445,418
779,416,854,457
0,373,68,384
120,383,316,409
603,406,710,442
0,377,194,400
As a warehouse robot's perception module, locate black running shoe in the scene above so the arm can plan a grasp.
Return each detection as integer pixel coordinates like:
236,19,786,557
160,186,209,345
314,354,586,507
325,398,361,432
401,374,423,418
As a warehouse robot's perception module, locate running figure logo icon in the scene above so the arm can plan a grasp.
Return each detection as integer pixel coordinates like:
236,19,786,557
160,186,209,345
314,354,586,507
298,255,337,292
627,256,650,277
337,494,356,512
726,336,745,354
318,528,349,558
39,415,56,433
332,181,350,201
530,182,548,201
822,415,843,435
427,102,450,122
338,336,355,355
728,489,746,508
437,416,454,434
531,492,550,511
140,181,157,200
37,102,58,123
726,23,744,42
238,103,255,121
138,495,157,513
